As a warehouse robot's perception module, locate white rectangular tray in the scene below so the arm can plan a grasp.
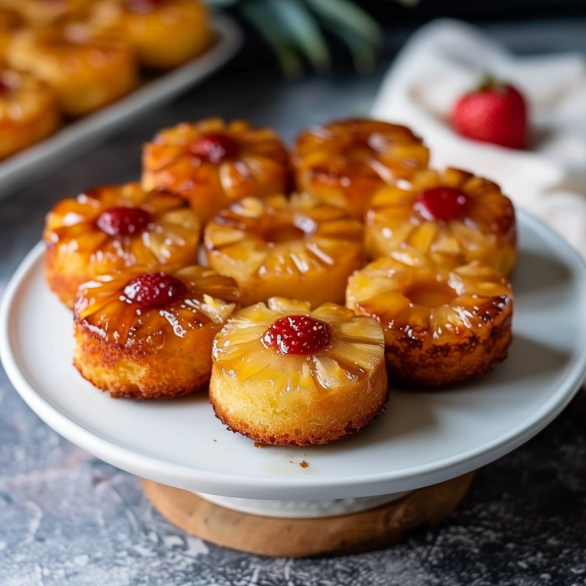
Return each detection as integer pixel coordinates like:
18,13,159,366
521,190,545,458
0,14,243,198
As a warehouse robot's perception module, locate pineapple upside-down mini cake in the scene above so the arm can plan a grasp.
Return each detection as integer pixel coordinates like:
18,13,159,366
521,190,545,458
142,119,290,222
365,167,517,277
44,182,201,308
210,298,388,446
346,250,513,387
204,193,364,307
90,0,212,69
7,19,137,117
0,69,61,160
293,118,430,219
74,265,240,398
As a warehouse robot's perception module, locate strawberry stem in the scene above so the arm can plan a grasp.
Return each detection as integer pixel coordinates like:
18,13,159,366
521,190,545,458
476,73,507,93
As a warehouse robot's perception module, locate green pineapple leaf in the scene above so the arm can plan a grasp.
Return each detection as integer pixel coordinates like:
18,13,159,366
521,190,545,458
320,19,376,73
304,0,382,46
210,0,420,75
268,0,331,71
240,0,304,77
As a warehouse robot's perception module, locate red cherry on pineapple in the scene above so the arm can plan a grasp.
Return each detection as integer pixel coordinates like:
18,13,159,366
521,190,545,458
123,273,187,308
451,77,528,149
96,207,152,237
0,79,9,95
262,315,331,355
190,133,239,163
414,187,469,221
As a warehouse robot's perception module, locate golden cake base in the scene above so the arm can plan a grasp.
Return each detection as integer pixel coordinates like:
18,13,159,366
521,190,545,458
143,472,475,557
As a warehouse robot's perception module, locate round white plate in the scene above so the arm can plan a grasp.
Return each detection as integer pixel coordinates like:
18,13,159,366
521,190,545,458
2,211,586,500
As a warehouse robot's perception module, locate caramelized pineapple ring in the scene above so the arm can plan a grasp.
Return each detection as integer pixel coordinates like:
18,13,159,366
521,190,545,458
74,265,240,399
204,193,364,307
365,167,517,276
7,21,137,117
210,297,387,446
44,182,201,308
142,119,290,222
346,251,513,387
0,69,61,160
293,119,430,219
91,0,212,69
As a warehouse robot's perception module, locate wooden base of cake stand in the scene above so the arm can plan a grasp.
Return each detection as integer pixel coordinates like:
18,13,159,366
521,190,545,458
143,472,475,557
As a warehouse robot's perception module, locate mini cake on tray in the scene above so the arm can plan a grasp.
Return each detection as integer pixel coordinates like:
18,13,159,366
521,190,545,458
90,0,212,69
7,19,137,117
204,193,364,307
0,68,61,160
346,249,513,387
293,118,430,219
141,118,290,222
210,297,387,446
365,167,517,276
74,265,240,398
44,182,201,308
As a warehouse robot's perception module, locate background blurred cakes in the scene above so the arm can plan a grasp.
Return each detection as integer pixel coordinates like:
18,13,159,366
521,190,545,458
7,21,138,117
0,0,213,159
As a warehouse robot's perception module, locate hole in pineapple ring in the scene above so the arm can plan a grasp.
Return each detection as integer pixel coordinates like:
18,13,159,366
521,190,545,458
404,279,457,308
261,215,317,245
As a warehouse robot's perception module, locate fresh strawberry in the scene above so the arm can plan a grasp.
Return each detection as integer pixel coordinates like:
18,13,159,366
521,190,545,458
451,76,528,149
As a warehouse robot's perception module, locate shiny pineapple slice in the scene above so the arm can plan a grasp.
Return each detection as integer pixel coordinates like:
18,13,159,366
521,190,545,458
346,249,513,387
44,182,201,308
74,265,240,399
210,298,387,446
142,118,290,222
293,118,430,219
365,167,517,276
204,193,364,307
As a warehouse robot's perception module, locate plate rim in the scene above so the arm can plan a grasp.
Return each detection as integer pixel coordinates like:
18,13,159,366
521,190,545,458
2,210,586,499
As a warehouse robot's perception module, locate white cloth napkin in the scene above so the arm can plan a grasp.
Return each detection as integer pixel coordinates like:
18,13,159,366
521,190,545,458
371,18,586,257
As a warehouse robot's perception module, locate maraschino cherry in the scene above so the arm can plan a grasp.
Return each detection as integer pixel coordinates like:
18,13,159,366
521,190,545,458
190,133,239,163
96,207,152,237
123,273,187,308
414,187,469,221
262,315,331,355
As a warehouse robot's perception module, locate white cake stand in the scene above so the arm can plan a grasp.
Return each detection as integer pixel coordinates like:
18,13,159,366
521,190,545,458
2,211,586,523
